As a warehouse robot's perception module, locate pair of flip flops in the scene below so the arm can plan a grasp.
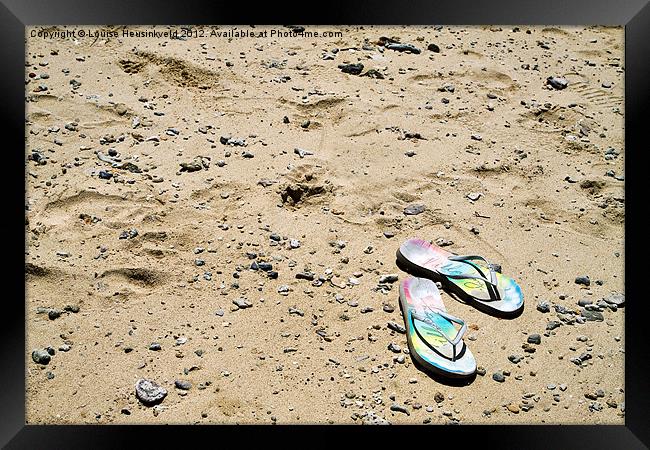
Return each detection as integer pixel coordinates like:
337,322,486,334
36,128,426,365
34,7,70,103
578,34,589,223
396,238,524,378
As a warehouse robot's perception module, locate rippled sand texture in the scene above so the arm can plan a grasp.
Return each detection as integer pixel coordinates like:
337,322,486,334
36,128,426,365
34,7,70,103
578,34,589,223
25,25,624,424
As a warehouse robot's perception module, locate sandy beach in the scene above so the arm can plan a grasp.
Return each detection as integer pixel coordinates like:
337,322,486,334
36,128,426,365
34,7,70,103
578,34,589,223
25,25,625,424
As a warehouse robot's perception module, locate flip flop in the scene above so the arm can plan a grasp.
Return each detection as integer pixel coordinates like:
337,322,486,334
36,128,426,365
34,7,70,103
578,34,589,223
399,276,476,378
397,238,524,317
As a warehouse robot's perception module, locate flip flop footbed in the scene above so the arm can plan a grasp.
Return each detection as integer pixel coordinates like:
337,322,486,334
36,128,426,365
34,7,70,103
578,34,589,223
399,277,476,377
399,238,523,314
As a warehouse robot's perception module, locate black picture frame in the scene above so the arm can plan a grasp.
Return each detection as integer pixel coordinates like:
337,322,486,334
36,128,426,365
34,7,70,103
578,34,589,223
3,0,647,448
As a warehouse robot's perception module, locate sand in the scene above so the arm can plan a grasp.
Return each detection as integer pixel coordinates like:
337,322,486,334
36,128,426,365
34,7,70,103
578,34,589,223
25,25,625,424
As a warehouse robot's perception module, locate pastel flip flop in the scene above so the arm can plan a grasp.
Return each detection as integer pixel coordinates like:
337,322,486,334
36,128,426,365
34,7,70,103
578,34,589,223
399,276,476,378
397,238,524,317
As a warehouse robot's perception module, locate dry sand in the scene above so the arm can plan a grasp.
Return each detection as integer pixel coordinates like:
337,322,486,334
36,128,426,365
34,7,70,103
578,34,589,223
25,25,625,424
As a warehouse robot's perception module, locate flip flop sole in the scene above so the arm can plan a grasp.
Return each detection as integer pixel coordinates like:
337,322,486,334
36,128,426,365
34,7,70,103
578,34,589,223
397,242,524,319
399,277,476,378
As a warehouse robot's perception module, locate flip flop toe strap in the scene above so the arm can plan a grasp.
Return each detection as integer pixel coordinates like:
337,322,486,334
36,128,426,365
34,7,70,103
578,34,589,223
412,309,467,361
445,254,501,301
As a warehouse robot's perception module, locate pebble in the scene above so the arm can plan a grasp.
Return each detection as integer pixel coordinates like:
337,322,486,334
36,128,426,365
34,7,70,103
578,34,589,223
149,343,162,351
492,371,505,382
547,76,569,90
233,298,253,309
388,343,402,353
387,321,406,334
507,403,520,414
390,403,410,415
404,204,425,215
294,148,314,158
527,334,542,345
581,308,604,322
603,292,624,306
31,349,51,365
536,301,550,313
338,63,364,75
175,380,192,390
385,43,421,54
379,274,399,284
546,321,561,331
427,43,440,53
135,379,167,406
575,275,591,286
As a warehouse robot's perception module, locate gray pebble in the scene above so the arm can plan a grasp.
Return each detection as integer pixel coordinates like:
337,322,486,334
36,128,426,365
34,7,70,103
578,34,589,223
404,204,425,215
379,274,398,284
175,380,192,390
527,334,542,345
135,379,167,406
32,349,51,365
390,403,410,415
387,321,406,334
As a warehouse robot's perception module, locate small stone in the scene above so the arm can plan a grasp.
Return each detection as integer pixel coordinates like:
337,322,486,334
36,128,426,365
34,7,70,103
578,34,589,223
149,343,162,351
32,349,51,365
390,403,410,415
547,76,569,90
387,321,406,334
404,204,425,215
527,334,542,345
603,292,625,306
294,148,314,158
581,308,604,322
379,274,399,284
507,403,520,414
175,380,192,390
537,301,551,313
385,43,421,54
427,43,441,53
135,379,167,406
233,298,252,309
388,343,402,353
435,238,453,247
578,298,592,307
361,69,385,79
434,392,445,403
575,275,590,286
338,63,364,75
546,321,561,331
492,371,505,382
63,304,79,313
